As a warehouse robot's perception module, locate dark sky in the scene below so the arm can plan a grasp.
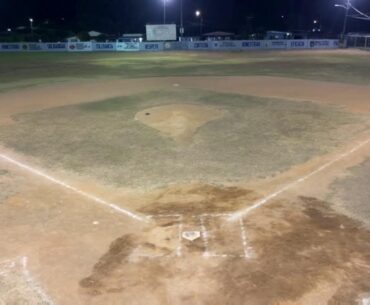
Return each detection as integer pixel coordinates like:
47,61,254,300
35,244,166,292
0,0,369,35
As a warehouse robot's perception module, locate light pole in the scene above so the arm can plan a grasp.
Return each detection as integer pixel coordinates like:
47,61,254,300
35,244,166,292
163,0,167,24
180,0,184,37
195,10,203,36
335,0,350,41
29,18,34,39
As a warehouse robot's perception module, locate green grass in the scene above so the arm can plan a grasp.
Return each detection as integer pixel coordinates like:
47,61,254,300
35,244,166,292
0,89,367,189
0,51,370,92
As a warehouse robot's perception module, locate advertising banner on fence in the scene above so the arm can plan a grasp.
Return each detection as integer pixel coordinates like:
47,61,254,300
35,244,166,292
269,40,288,49
0,39,340,52
45,43,67,51
93,42,116,51
146,24,177,41
309,40,338,49
116,42,140,51
0,43,22,51
289,40,307,49
188,41,211,50
140,42,164,51
212,41,240,50
67,42,93,52
240,41,265,49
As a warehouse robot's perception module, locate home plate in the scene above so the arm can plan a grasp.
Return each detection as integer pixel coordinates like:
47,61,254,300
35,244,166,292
182,231,201,241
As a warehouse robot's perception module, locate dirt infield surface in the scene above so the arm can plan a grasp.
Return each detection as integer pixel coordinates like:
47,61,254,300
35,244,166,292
1,50,370,305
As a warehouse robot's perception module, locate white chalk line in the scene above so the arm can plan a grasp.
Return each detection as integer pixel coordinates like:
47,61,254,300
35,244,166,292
0,154,147,223
239,218,252,259
21,256,55,305
0,256,54,304
176,215,184,257
199,216,210,257
229,138,370,222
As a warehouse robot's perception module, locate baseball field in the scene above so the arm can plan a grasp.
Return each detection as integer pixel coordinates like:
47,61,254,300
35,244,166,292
1,49,370,305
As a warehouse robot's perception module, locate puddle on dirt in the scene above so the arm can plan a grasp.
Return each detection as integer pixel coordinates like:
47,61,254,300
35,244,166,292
79,187,370,305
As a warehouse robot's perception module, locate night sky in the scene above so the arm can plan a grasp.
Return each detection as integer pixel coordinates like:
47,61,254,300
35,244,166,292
0,0,369,35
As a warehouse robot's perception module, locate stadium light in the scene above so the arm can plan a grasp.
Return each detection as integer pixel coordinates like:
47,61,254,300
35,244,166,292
29,18,34,38
195,10,203,36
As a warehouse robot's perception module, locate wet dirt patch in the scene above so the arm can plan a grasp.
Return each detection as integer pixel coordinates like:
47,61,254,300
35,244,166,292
140,184,259,216
79,233,173,297
80,195,370,305
216,196,370,305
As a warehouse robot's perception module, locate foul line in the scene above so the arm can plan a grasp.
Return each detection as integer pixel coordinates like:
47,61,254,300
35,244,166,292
229,138,370,222
0,154,147,223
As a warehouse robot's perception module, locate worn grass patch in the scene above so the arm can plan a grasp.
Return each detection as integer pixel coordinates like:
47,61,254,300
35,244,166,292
0,89,367,188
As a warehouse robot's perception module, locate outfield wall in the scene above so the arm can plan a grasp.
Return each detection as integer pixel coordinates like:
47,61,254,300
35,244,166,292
0,39,339,52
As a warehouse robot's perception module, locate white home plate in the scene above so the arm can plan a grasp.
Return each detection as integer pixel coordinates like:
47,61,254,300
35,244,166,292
182,231,201,241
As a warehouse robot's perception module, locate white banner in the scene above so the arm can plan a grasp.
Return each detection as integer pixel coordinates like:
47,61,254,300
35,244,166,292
146,24,177,41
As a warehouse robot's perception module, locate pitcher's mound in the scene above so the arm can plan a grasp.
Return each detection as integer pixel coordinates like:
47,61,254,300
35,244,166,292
135,104,224,143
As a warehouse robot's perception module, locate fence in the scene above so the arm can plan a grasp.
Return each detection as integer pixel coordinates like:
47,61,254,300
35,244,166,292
0,39,339,53
346,34,370,49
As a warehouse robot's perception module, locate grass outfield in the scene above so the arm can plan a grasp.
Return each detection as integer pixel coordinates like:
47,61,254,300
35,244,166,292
1,50,370,92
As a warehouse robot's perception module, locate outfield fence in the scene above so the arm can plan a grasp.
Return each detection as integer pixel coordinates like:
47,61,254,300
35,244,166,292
0,39,339,52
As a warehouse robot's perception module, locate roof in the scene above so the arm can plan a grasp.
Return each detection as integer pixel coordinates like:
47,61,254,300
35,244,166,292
88,31,102,37
203,31,235,37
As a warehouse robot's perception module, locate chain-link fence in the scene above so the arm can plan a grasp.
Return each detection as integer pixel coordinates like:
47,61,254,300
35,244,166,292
346,34,370,48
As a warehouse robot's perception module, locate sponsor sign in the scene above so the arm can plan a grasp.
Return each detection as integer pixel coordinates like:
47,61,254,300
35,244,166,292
28,43,46,51
45,43,67,51
213,41,239,49
241,41,263,49
93,43,116,51
289,40,307,48
0,43,21,51
68,42,93,52
116,42,140,51
189,42,210,49
269,40,288,49
140,42,164,51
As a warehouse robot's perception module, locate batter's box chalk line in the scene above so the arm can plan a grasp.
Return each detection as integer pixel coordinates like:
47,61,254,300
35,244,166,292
0,256,54,305
146,213,252,259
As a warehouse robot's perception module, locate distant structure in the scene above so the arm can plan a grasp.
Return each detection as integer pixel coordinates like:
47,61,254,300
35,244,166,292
265,31,292,40
203,31,235,41
117,33,144,42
